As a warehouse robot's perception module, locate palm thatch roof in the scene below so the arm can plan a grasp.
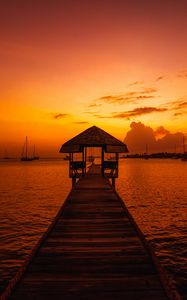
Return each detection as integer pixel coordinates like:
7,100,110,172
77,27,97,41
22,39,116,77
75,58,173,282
59,126,128,153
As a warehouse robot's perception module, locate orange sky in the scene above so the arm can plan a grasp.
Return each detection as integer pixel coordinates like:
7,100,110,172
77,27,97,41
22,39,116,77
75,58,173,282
0,0,187,156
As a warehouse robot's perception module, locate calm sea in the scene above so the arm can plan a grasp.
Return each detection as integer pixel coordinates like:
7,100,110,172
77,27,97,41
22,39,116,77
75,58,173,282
0,159,186,298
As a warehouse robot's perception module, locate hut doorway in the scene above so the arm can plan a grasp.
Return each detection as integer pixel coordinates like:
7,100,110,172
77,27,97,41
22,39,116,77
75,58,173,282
85,147,102,165
84,147,102,175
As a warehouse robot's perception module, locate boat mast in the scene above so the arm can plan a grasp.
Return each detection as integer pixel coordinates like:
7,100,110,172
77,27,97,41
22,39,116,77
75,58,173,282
183,135,186,154
145,144,148,155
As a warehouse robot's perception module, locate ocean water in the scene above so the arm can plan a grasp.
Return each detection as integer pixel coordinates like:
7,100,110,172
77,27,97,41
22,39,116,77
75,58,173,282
0,158,186,298
0,159,71,294
116,159,187,298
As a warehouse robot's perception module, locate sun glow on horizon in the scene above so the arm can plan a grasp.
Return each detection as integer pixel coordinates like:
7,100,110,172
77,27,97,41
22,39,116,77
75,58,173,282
0,1,187,156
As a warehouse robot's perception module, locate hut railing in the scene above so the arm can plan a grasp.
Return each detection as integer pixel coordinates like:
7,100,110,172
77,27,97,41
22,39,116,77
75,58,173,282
69,161,85,178
103,160,118,178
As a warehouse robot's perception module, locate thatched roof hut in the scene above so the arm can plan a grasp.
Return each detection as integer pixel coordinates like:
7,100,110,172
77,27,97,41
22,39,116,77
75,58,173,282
59,126,128,153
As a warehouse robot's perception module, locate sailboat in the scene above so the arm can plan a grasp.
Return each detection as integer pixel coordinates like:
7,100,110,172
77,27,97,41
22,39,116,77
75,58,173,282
21,136,33,161
32,144,40,160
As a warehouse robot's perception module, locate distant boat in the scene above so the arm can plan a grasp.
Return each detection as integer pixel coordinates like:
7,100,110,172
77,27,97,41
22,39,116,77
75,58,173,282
32,144,40,160
21,136,33,161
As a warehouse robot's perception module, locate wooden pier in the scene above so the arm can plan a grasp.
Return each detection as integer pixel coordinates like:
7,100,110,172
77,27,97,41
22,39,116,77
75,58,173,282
1,126,180,300
2,167,178,300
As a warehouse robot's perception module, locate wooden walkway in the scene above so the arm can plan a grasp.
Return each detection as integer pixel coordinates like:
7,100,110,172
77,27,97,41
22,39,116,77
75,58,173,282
3,169,175,299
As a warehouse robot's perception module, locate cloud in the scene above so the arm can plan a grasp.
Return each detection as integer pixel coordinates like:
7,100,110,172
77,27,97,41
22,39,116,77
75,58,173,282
177,70,187,78
88,103,102,108
124,122,157,152
92,106,167,120
112,107,167,119
84,111,100,115
162,98,187,117
175,101,187,109
154,126,170,138
52,113,69,119
99,95,130,104
143,88,158,93
128,81,144,87
172,100,187,116
173,110,187,117
72,121,89,124
124,121,184,153
96,87,158,105
92,114,111,119
173,112,183,116
156,75,166,81
167,99,187,109
135,95,154,100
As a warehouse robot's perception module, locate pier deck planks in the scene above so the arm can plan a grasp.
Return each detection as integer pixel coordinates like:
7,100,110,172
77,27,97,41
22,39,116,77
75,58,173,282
8,172,169,300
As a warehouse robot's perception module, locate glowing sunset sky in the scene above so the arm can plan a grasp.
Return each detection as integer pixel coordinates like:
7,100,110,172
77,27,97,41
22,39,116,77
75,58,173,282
0,0,187,156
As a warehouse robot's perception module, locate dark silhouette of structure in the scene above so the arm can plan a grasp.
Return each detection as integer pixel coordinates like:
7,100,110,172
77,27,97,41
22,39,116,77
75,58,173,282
59,126,128,187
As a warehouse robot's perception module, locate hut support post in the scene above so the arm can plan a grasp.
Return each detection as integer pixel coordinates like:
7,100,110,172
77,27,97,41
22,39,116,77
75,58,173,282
116,153,119,177
69,153,73,177
84,147,87,174
101,147,104,176
72,177,76,187
82,151,85,176
112,178,115,188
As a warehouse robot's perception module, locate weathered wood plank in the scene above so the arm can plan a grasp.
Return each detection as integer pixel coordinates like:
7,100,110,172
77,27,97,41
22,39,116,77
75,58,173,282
11,275,165,290
32,255,153,265
10,291,168,300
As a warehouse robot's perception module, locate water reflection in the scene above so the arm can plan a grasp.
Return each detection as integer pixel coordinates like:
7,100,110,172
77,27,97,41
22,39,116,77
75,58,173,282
116,159,187,297
0,159,187,298
0,160,71,293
